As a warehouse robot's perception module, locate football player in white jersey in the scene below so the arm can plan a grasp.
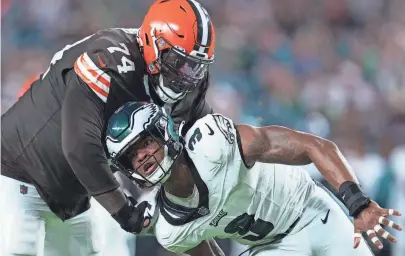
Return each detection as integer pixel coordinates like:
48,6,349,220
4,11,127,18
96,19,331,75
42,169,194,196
105,102,403,256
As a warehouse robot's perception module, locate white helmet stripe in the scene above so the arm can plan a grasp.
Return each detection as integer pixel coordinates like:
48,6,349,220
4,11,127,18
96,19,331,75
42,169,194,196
187,0,210,53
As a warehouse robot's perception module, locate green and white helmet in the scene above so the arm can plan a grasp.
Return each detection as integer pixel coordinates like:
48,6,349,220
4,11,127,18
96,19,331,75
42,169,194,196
105,102,183,187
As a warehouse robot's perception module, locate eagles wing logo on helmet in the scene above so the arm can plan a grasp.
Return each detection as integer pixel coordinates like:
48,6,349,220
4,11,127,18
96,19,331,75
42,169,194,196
136,103,159,129
106,102,159,155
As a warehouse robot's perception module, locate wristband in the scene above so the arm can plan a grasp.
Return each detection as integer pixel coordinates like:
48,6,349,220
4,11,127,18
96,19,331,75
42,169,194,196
339,181,371,217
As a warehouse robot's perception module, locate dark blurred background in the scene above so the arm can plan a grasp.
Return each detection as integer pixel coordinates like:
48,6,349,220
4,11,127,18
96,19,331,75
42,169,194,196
1,0,404,255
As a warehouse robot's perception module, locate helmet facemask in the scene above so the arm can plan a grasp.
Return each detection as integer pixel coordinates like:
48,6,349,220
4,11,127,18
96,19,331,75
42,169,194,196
111,109,183,188
148,36,214,103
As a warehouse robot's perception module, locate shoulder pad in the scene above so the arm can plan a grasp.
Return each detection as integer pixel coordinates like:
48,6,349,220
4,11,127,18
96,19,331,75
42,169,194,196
184,114,237,163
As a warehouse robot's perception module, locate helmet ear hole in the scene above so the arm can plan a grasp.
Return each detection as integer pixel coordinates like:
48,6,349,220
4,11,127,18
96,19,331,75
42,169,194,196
145,33,150,46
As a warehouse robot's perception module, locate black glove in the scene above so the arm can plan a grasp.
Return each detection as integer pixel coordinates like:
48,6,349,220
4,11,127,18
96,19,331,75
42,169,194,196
111,196,152,234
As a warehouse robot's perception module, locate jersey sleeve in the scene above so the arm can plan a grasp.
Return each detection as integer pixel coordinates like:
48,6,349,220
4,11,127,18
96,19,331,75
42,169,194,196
74,50,111,103
73,34,141,103
185,114,239,165
61,72,119,195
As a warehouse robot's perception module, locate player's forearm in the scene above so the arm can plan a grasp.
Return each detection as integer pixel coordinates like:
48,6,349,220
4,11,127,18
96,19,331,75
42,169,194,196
298,133,373,217
93,187,127,214
305,137,359,190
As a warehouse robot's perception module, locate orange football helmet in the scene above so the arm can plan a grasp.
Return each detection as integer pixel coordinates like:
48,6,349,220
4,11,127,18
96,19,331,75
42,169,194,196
138,0,215,103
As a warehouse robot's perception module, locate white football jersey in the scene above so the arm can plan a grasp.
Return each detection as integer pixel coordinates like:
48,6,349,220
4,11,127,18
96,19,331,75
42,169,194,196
154,114,316,253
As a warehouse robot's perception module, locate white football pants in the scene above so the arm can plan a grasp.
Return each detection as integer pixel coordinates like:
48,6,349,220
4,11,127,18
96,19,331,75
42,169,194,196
0,175,136,256
249,184,374,256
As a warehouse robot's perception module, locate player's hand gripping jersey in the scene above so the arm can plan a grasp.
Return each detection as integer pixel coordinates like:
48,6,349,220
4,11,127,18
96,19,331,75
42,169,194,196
154,114,316,253
1,28,211,220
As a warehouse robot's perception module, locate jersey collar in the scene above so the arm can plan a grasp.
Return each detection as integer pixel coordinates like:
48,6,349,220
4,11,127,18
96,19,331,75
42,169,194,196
157,150,210,226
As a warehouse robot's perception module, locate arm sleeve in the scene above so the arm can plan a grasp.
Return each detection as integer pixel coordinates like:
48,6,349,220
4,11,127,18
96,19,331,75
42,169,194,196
61,73,119,195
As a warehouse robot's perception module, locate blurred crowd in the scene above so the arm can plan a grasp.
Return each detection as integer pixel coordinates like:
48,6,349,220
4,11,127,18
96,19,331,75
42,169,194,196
1,0,404,255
